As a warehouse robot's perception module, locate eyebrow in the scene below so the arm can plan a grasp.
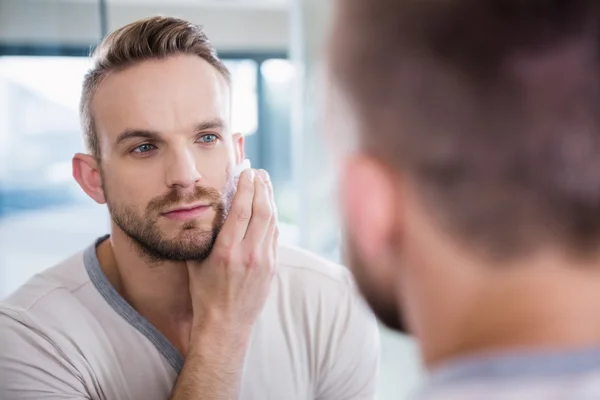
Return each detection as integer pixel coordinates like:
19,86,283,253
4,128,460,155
114,118,226,146
115,129,161,146
194,118,225,133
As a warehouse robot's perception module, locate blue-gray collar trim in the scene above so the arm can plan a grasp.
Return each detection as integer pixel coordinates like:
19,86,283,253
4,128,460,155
83,235,184,373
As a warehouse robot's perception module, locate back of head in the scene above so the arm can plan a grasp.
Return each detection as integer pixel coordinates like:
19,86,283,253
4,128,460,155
80,16,230,160
331,0,600,259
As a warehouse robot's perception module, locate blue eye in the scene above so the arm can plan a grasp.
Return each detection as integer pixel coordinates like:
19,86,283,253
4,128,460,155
133,143,156,153
198,134,217,143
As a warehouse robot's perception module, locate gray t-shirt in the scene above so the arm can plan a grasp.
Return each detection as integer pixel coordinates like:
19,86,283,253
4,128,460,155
0,238,379,400
415,348,600,400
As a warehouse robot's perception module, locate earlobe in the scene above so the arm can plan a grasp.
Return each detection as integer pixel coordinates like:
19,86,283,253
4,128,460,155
72,153,106,204
339,155,398,261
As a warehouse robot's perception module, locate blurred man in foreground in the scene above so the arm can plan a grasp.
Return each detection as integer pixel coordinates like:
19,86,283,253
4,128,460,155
328,0,600,398
0,16,379,400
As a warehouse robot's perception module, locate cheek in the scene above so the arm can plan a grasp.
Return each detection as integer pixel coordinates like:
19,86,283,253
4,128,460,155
344,236,395,298
196,149,232,185
339,160,394,259
101,166,158,206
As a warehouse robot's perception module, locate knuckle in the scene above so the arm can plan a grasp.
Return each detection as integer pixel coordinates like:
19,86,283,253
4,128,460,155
245,250,261,268
255,202,272,220
256,208,271,221
216,246,234,264
236,207,252,222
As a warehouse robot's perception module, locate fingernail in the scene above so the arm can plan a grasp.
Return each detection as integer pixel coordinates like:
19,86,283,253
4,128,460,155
243,168,254,182
257,169,270,182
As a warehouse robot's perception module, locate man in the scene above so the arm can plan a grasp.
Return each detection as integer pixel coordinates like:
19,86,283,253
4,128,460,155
328,0,600,399
0,17,379,400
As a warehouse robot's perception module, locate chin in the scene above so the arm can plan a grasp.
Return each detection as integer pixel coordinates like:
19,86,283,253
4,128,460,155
174,223,213,238
151,222,210,246
162,216,210,230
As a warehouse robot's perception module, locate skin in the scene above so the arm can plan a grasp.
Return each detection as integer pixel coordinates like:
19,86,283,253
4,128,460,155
327,6,600,370
73,54,278,399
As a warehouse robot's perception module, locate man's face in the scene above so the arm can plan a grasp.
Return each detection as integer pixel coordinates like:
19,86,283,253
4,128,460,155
91,55,242,261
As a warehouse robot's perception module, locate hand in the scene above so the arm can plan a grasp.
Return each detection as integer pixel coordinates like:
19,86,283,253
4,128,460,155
186,168,278,333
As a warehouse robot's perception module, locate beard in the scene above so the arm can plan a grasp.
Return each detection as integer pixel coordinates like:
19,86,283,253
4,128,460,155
105,177,236,263
343,236,409,333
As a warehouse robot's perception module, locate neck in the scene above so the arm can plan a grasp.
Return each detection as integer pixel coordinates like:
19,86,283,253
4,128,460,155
423,254,600,370
96,225,194,354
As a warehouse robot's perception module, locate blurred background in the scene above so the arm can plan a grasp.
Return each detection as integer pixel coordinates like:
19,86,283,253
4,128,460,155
0,0,423,398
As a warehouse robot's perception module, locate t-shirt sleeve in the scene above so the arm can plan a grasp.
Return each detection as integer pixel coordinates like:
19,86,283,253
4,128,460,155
315,283,381,400
0,307,91,400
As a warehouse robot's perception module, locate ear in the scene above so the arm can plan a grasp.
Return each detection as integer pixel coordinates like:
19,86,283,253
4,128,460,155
339,154,399,261
72,153,106,204
232,133,245,164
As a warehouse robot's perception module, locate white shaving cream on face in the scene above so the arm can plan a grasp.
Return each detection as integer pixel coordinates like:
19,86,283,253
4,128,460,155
232,159,251,187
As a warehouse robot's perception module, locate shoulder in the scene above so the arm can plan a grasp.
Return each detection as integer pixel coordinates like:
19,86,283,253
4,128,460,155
273,243,379,341
0,253,94,397
276,243,355,291
0,250,99,353
274,244,371,319
272,245,381,397
1,251,90,314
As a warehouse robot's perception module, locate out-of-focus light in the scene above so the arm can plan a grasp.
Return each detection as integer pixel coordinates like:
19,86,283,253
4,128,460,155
261,59,294,84
46,162,72,184
0,57,91,111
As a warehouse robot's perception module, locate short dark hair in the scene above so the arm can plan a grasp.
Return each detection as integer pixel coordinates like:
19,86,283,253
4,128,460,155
331,1,600,258
81,16,230,159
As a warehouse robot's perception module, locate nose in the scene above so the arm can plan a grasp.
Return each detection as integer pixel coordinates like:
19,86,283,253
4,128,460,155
165,147,201,190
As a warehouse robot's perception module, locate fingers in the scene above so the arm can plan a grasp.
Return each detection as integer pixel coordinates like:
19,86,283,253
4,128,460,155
264,175,279,257
214,167,278,270
215,168,255,249
242,170,272,251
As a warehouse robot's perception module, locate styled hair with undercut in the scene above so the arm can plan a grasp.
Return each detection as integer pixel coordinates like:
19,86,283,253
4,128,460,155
80,16,230,160
331,1,600,258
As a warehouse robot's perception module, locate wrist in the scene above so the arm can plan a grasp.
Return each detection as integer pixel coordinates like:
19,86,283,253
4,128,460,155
189,316,253,357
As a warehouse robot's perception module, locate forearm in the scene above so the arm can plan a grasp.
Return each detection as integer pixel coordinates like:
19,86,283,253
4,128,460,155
169,322,252,400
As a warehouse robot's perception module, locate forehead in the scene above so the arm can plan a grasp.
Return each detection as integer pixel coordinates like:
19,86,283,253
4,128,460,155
91,54,230,136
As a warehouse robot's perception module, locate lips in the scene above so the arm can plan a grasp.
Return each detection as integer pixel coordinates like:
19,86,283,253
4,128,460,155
164,203,209,213
162,204,211,221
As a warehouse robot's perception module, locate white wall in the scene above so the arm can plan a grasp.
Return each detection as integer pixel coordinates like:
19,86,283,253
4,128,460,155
0,0,289,51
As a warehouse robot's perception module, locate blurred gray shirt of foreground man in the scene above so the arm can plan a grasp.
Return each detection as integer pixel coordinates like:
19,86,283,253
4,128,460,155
327,0,600,399
0,16,379,400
